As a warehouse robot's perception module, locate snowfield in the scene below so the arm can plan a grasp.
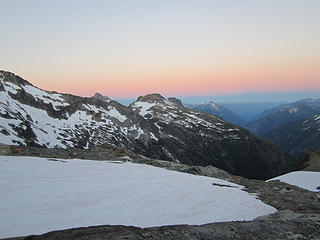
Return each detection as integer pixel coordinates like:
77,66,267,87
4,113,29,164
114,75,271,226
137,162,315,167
269,171,320,192
0,156,276,238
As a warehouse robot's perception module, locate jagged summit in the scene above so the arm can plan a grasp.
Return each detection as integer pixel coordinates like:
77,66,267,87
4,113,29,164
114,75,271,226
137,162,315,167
136,93,165,103
0,70,33,87
92,92,110,102
168,97,182,106
135,94,182,106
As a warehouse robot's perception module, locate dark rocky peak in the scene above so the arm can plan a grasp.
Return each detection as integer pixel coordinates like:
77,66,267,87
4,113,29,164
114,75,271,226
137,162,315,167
168,97,182,106
92,92,110,102
137,93,165,103
0,70,32,87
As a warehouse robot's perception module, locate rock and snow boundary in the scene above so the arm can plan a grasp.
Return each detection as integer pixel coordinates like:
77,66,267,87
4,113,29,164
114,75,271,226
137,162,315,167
0,156,276,238
268,171,320,192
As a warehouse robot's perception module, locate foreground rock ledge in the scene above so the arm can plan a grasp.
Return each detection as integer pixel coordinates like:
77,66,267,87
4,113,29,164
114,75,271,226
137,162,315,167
3,211,320,240
1,144,320,239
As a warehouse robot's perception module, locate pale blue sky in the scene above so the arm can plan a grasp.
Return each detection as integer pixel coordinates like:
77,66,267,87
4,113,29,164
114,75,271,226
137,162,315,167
1,0,319,102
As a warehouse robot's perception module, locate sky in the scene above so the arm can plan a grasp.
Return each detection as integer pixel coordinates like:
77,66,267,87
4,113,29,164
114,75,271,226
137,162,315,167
0,0,320,103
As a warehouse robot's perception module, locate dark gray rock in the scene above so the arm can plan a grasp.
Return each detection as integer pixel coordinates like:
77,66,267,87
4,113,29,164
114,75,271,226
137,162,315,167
91,93,110,102
136,93,165,103
168,97,182,106
8,214,320,240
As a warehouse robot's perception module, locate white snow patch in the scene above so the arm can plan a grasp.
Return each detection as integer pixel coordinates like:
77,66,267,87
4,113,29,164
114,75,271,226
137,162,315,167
3,81,21,94
133,102,156,117
314,115,320,121
134,128,144,139
83,104,127,123
107,107,127,122
150,132,158,141
82,104,102,113
268,171,320,192
302,126,311,131
154,122,162,129
0,118,26,145
22,85,69,110
0,156,277,238
288,107,298,113
227,128,239,132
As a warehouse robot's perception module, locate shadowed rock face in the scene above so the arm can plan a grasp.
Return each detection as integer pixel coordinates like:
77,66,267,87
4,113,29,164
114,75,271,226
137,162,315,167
129,96,295,180
0,70,295,179
92,93,110,102
168,97,182,106
136,93,165,102
266,114,320,158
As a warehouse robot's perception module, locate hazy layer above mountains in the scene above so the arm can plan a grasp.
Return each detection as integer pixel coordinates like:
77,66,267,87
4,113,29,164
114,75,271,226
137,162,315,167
117,91,320,107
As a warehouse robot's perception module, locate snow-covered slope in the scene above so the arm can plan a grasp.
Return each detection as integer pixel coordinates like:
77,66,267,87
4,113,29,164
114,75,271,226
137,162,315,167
0,70,295,179
0,71,145,149
0,156,277,238
269,171,320,192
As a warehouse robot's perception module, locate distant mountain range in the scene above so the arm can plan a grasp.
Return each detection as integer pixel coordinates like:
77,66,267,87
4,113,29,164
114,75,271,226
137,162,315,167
179,94,320,160
184,102,246,126
0,70,295,179
220,102,287,122
266,113,320,157
245,99,320,137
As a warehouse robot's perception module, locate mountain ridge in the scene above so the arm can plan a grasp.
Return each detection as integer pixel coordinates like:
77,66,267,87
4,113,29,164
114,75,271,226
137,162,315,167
0,70,295,179
266,113,320,157
245,100,320,137
185,101,246,125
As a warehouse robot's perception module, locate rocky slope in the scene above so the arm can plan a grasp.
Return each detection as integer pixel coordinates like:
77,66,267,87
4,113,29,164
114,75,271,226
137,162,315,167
1,144,320,240
0,70,295,179
265,114,320,157
245,99,320,137
295,150,320,171
185,101,245,125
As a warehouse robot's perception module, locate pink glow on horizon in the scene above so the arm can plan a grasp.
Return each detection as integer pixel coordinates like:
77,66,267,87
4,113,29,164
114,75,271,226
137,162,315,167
30,68,320,99
25,58,320,99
